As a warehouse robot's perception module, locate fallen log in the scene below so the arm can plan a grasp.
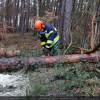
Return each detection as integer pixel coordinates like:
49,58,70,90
0,53,99,71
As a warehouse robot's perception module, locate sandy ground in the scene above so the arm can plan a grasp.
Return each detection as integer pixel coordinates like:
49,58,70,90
0,73,29,96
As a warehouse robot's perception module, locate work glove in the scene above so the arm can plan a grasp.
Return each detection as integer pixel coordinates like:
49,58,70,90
43,48,50,57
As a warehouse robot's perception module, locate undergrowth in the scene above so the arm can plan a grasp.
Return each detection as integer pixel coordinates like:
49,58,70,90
0,44,99,96
26,61,100,96
0,32,100,96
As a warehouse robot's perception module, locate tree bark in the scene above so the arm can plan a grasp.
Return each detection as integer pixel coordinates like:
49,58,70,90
54,0,57,12
42,0,46,16
15,0,19,32
57,0,66,47
63,0,73,45
46,0,50,11
25,0,30,33
51,0,54,12
36,0,39,17
39,0,42,17
58,0,73,46
5,0,10,26
33,0,37,16
21,0,25,37
0,53,99,71
55,0,59,16
13,0,16,34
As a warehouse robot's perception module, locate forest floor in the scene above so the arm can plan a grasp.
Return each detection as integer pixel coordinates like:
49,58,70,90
0,32,100,97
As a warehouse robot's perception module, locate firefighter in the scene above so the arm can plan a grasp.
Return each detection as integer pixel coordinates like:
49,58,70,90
34,20,59,56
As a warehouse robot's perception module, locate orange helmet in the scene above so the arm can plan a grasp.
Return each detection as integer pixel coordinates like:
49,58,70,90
35,20,45,31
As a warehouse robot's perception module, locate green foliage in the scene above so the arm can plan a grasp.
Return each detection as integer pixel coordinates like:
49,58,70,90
19,48,42,57
26,61,100,96
32,29,37,36
34,82,46,95
25,62,40,73
11,40,18,44
27,82,46,96
96,16,100,22
27,71,50,96
97,62,100,70
6,54,13,58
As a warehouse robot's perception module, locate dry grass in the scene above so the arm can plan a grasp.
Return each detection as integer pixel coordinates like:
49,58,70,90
0,32,41,50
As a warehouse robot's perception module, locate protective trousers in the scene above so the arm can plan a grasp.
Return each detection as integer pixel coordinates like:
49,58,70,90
52,41,59,56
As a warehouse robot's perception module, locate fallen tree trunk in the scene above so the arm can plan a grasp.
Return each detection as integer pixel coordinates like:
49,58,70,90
0,53,99,71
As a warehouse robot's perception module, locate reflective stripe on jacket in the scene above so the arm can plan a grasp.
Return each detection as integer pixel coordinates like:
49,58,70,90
39,23,59,50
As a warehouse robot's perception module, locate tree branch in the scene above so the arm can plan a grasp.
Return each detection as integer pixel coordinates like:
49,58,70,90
83,62,100,74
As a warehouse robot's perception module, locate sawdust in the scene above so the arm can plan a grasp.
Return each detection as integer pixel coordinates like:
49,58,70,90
0,73,29,96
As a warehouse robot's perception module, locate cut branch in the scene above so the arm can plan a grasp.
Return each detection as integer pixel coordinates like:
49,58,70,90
83,62,100,73
65,41,100,54
65,45,83,54
84,42,100,54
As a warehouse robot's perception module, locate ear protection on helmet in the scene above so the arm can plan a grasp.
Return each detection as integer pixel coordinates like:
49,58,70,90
41,23,45,28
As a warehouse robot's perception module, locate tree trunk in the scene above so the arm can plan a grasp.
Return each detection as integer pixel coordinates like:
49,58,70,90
63,0,73,45
33,0,37,16
25,0,30,33
15,0,19,32
21,0,25,37
42,0,46,16
0,53,99,71
5,0,10,26
51,0,54,12
13,0,16,34
46,0,50,11
57,0,65,47
39,0,42,17
58,0,73,47
54,0,57,12
37,0,39,17
55,0,60,16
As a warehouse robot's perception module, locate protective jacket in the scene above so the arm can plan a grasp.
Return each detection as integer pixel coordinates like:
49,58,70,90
36,23,59,51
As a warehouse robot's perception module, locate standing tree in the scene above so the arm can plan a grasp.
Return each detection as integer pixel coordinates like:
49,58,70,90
15,0,19,32
13,0,16,34
51,0,54,12
39,0,42,17
33,0,37,16
57,0,73,47
42,0,46,16
5,0,10,26
46,0,50,11
36,0,39,17
21,0,25,37
25,0,30,33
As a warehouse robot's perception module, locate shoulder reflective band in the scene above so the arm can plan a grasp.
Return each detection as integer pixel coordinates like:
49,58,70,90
53,26,57,31
45,31,53,39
